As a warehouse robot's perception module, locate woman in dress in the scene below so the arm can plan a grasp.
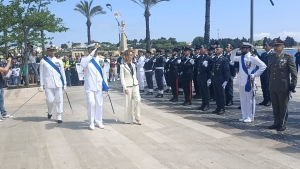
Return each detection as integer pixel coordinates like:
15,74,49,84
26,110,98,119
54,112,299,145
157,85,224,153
120,50,141,125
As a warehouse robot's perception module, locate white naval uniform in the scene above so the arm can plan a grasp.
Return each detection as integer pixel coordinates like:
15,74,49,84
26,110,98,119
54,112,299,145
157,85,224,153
39,56,66,120
81,54,107,127
136,55,145,90
103,58,110,81
231,52,266,121
120,63,141,123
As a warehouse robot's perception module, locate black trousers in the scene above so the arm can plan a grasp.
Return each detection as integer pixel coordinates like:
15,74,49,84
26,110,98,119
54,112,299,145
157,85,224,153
182,80,192,102
213,81,225,109
145,72,153,89
270,91,289,127
260,74,270,102
170,76,179,97
296,58,300,72
71,69,78,85
225,78,234,103
165,72,171,87
193,73,200,95
155,69,164,90
197,75,210,105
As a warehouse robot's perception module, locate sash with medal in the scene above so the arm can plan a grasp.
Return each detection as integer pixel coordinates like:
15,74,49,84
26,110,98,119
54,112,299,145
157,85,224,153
241,55,256,92
44,57,65,88
90,59,109,91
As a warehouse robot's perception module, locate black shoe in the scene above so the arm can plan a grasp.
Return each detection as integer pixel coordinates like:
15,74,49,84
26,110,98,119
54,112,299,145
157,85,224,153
197,105,204,110
268,125,280,130
146,92,153,95
48,114,52,119
258,100,266,105
238,106,241,109
193,95,201,99
154,88,158,91
202,105,209,111
140,90,145,93
169,97,175,101
57,120,63,123
217,108,225,115
277,126,286,131
164,89,171,93
264,101,271,106
226,100,233,106
182,101,191,106
172,97,178,102
212,108,220,114
179,91,184,95
155,94,163,98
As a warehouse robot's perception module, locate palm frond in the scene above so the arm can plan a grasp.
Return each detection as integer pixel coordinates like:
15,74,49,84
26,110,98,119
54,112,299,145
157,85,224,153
90,6,106,18
131,0,145,9
149,0,169,8
74,3,88,18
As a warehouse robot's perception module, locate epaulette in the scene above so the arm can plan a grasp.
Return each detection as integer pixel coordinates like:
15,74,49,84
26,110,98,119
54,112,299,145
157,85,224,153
284,53,291,57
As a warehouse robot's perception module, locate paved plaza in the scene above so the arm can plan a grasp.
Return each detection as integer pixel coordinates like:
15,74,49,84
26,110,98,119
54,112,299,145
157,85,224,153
1,78,300,169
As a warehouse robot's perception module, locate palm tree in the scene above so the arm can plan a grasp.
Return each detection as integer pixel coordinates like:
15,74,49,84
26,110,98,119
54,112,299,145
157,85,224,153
204,0,211,45
74,0,106,45
131,0,169,51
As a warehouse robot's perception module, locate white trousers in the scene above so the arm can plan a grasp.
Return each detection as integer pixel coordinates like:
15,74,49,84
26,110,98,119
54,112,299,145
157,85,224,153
137,71,145,90
124,86,141,123
45,88,63,120
239,86,256,120
162,74,166,85
86,90,103,125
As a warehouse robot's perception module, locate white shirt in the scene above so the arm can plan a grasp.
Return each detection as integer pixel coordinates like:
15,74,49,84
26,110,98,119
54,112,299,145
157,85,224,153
12,68,20,77
136,55,145,71
81,54,107,92
28,52,36,63
231,52,266,87
40,56,66,89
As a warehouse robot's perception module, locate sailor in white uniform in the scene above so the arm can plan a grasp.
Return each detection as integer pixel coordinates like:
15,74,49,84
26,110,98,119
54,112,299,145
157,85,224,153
39,45,66,123
81,44,108,130
230,42,266,123
136,50,145,92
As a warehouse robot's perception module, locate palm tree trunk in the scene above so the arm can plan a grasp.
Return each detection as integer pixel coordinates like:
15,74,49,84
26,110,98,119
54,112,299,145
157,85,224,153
144,10,151,51
87,20,92,45
204,0,211,45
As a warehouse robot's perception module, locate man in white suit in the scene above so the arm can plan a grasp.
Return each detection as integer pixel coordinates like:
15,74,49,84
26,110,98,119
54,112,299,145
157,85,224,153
81,44,108,130
136,50,145,92
39,45,66,123
230,42,266,123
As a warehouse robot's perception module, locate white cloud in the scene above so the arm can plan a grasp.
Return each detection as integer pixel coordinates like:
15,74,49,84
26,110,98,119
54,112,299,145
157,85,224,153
254,32,270,40
278,31,300,41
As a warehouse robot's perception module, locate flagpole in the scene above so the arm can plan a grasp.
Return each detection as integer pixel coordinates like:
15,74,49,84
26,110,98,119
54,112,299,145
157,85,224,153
106,4,121,54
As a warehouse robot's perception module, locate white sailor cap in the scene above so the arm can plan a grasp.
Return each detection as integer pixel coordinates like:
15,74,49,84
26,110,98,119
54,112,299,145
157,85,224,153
87,43,95,49
45,44,56,51
241,42,253,48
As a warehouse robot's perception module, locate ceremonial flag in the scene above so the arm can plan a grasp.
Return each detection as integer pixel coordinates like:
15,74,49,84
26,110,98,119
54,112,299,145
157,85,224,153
113,11,122,18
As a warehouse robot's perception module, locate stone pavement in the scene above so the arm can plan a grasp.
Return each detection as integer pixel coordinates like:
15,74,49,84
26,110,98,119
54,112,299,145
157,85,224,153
0,80,300,169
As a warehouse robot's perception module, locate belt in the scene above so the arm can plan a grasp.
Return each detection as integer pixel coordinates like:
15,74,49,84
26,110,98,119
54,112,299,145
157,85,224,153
155,67,164,69
145,70,153,72
126,84,139,88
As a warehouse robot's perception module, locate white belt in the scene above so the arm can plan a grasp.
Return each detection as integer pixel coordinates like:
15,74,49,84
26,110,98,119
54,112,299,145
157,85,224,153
155,67,164,69
145,70,152,72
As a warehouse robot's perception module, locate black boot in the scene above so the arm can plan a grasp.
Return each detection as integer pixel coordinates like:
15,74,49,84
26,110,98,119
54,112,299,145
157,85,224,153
264,101,271,106
155,94,163,98
258,100,266,105
169,97,175,102
146,92,153,95
182,101,191,106
226,100,233,106
164,89,171,93
217,108,225,115
197,104,205,110
212,107,220,114
202,104,209,111
172,97,178,102
268,124,280,130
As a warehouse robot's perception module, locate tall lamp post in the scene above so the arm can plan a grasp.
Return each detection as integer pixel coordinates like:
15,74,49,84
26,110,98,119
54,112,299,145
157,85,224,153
250,0,274,43
106,4,121,54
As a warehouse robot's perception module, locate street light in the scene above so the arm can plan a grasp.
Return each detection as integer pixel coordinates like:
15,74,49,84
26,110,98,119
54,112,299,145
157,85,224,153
250,0,274,43
106,4,121,54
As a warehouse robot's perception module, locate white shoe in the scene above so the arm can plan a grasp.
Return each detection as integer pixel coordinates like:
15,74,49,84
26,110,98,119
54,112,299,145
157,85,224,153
89,124,95,130
113,78,115,82
243,118,252,123
239,118,245,122
2,115,13,119
95,122,105,129
117,78,120,81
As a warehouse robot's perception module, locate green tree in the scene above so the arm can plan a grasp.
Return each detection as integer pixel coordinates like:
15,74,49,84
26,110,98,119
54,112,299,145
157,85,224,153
74,0,106,45
131,0,170,51
192,36,205,47
61,43,68,49
204,0,211,45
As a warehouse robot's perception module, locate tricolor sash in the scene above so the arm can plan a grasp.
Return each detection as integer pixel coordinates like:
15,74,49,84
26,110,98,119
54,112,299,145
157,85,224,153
90,59,109,91
241,55,256,92
44,57,65,88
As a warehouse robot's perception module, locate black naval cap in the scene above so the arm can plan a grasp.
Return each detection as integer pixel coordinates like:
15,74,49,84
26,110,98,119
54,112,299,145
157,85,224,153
165,49,170,53
172,48,180,52
146,50,151,54
156,49,162,53
241,42,253,49
263,40,273,47
184,47,192,51
273,38,285,46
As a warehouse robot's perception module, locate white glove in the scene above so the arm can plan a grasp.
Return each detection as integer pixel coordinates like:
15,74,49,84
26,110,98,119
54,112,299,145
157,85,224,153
230,61,234,66
250,74,255,79
153,59,156,63
89,48,97,57
222,81,228,89
177,59,181,64
38,86,44,92
63,85,67,92
189,59,195,65
289,91,293,100
203,61,208,67
207,79,211,86
145,59,149,62
166,59,169,62
180,72,183,75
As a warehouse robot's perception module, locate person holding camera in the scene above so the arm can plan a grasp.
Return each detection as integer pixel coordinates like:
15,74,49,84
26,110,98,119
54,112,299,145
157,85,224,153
0,56,13,121
27,43,40,84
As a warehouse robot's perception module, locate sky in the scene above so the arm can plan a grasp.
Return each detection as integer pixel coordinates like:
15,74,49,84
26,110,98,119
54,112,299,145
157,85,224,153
34,0,300,46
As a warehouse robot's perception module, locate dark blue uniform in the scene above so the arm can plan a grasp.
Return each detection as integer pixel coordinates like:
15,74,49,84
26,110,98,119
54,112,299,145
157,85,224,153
258,50,273,104
144,56,154,94
154,55,165,93
169,56,181,101
193,54,200,98
224,52,236,106
164,56,172,91
180,57,194,105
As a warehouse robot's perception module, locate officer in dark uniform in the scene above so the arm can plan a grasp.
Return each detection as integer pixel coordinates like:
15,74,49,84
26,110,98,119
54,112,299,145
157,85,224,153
207,47,215,101
164,49,172,93
154,49,165,98
169,48,181,102
178,46,185,95
180,47,194,106
294,49,300,72
192,47,201,99
70,57,78,86
197,45,211,111
144,50,154,95
258,40,273,106
224,44,236,106
268,38,297,131
211,45,230,115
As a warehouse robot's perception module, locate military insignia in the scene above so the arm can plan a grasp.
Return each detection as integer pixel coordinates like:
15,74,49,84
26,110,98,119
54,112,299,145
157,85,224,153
246,61,252,69
279,59,287,68
55,62,60,67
